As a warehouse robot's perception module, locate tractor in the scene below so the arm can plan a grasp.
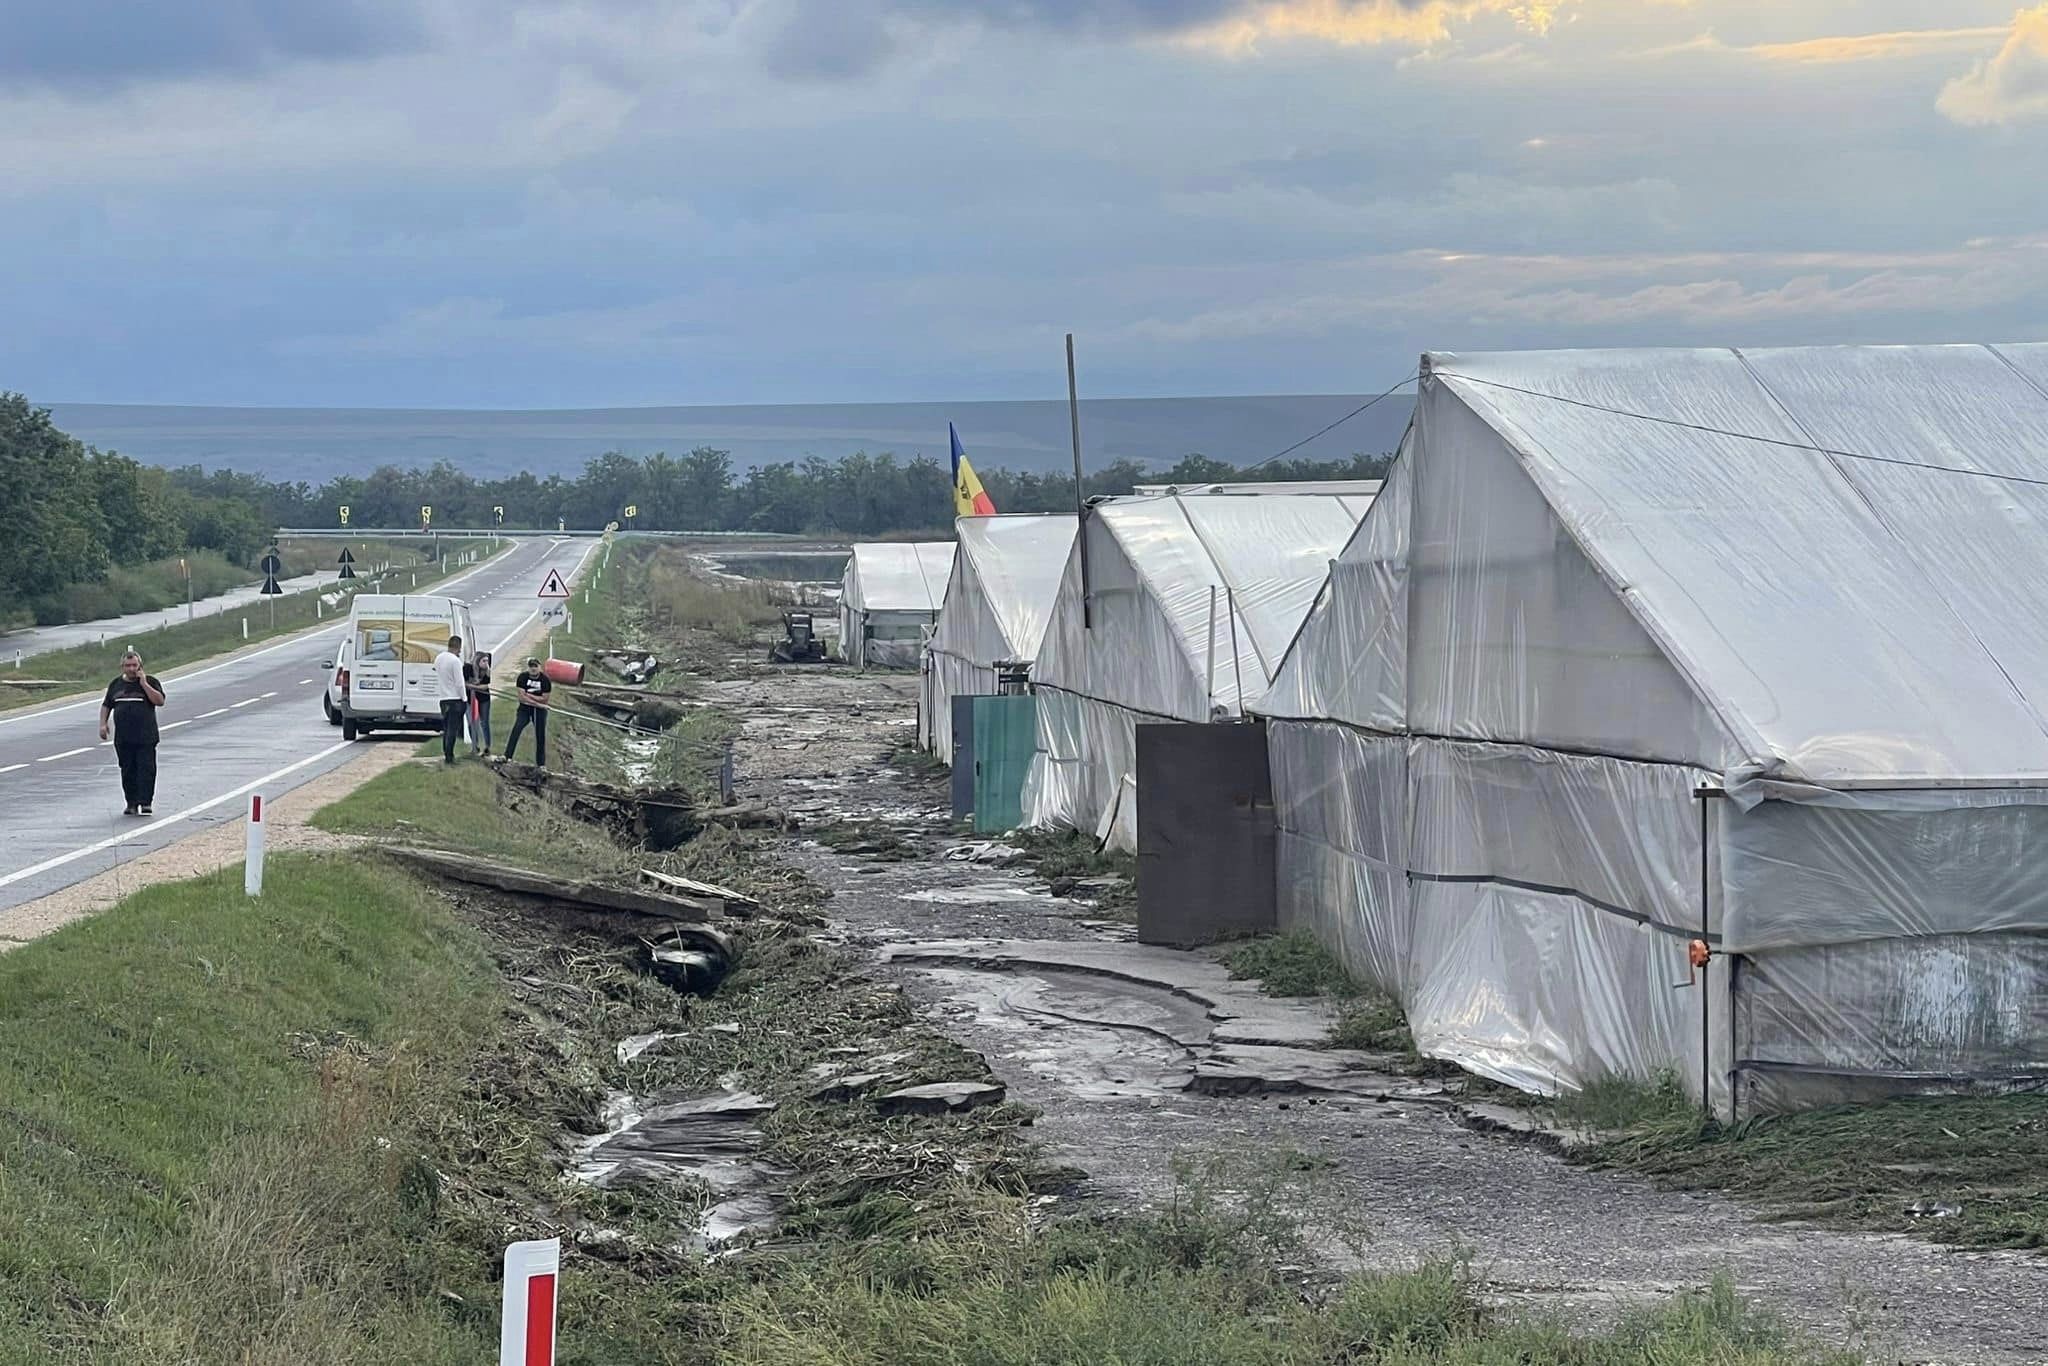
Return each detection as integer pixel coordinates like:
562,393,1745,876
769,610,828,664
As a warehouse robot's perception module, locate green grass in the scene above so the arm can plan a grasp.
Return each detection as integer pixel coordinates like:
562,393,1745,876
0,854,503,1363
1222,929,1359,998
0,539,505,714
1008,826,1137,917
311,753,633,878
1579,1091,2048,1252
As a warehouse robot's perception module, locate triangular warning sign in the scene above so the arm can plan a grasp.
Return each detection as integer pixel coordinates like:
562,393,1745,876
537,568,571,599
338,548,355,564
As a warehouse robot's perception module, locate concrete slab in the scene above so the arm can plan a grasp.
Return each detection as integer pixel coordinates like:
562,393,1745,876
883,937,1336,1049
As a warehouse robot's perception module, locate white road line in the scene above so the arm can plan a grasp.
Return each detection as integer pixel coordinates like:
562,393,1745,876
198,708,229,719
0,540,536,731
37,747,91,762
260,691,278,700
161,720,192,731
0,763,26,775
298,678,315,685
230,698,260,708
0,739,353,890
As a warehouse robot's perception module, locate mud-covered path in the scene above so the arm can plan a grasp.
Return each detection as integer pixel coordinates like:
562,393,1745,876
708,660,2048,1366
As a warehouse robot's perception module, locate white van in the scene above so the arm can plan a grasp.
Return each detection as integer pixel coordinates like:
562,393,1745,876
322,593,477,741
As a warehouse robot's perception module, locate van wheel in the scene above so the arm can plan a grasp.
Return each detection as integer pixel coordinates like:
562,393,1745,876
342,717,358,741
323,696,340,725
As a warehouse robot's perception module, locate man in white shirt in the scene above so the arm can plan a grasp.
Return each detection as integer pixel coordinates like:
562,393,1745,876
434,634,470,765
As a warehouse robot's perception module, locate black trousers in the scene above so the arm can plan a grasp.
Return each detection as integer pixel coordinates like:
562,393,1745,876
115,741,157,808
505,705,547,765
440,700,466,761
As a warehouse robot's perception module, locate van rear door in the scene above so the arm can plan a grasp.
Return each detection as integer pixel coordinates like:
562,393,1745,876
347,612,408,719
397,598,456,720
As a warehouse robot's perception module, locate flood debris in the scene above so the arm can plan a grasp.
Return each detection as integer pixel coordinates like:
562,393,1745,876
591,648,662,685
573,1088,787,1248
876,1080,1008,1116
646,921,737,994
492,761,704,849
642,867,762,915
381,846,720,921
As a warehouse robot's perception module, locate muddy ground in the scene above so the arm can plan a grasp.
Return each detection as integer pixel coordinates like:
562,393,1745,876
701,659,2048,1366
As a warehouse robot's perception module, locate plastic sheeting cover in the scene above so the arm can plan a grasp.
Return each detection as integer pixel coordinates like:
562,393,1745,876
841,542,955,614
1432,345,2048,786
929,515,1075,669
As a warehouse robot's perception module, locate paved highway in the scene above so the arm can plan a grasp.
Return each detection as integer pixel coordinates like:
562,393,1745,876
0,536,595,914
0,570,330,662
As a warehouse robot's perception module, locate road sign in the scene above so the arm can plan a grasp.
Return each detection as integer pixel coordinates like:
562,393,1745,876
539,602,570,628
623,504,637,519
420,505,433,532
259,549,283,576
493,505,505,526
537,568,571,599
337,547,357,581
339,505,351,526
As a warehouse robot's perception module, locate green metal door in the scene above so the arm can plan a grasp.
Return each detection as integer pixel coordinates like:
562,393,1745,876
972,695,1036,834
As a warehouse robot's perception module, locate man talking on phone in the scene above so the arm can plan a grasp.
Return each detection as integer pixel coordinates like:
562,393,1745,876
99,649,166,816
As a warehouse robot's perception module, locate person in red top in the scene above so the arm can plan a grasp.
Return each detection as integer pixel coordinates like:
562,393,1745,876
99,649,166,816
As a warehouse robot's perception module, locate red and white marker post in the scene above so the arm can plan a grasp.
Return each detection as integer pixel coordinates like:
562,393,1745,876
499,1237,560,1365
245,792,266,897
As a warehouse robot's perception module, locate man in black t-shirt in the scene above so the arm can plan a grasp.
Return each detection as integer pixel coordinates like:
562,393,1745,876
98,649,166,816
503,656,552,766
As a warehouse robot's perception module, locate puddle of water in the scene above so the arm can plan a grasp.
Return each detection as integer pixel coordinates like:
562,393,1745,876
915,965,1209,1101
903,884,1058,906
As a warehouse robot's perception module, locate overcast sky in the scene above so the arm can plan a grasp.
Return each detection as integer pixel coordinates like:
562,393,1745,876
6,0,2048,408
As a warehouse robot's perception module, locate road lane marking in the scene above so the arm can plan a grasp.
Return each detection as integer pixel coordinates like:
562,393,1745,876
0,540,542,731
161,720,191,731
231,698,260,708
37,747,91,762
0,763,25,775
198,708,229,719
0,740,353,890
298,678,314,685
260,691,278,700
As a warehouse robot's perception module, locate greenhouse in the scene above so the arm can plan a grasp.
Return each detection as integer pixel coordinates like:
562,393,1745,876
1259,343,2048,1114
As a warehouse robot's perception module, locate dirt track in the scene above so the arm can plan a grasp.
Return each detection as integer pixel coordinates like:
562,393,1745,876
713,660,2048,1366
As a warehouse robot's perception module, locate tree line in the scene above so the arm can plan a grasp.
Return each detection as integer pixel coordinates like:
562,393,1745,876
174,447,1395,538
3,389,1392,618
1,394,278,621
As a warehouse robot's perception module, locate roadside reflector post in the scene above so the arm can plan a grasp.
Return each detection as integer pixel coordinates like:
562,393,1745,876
499,1237,560,1366
245,793,266,897
242,618,249,640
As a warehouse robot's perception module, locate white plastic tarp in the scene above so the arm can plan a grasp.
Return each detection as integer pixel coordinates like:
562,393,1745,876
1260,343,2048,1110
922,515,1076,760
1023,492,1368,847
838,541,954,669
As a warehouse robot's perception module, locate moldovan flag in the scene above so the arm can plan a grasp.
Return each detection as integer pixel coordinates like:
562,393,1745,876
951,423,997,518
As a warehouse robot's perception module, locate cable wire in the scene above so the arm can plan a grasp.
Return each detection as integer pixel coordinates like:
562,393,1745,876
1238,371,1419,475
1439,370,2048,493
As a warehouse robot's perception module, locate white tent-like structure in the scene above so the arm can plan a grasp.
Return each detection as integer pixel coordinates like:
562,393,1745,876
920,514,1077,762
1023,492,1370,851
837,542,955,669
1260,343,2048,1115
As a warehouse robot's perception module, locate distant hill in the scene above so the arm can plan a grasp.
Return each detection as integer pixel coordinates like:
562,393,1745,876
45,394,1413,480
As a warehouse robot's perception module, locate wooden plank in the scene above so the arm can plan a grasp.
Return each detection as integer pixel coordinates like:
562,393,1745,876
642,868,762,913
382,846,719,920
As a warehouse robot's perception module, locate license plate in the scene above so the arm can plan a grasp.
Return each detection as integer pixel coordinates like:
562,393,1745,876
358,678,396,690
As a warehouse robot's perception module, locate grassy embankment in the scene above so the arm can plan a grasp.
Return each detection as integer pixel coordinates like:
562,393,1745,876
1225,930,2048,1251
0,538,503,715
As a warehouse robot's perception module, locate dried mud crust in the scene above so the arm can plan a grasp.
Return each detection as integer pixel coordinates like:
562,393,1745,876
714,654,2048,1366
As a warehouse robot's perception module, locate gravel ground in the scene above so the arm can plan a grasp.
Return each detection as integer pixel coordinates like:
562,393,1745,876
714,659,2048,1366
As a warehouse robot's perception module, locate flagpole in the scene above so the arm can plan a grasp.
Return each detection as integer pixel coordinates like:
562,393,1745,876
1067,332,1093,631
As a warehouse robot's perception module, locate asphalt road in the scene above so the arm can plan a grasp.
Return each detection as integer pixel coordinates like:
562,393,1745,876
0,536,596,914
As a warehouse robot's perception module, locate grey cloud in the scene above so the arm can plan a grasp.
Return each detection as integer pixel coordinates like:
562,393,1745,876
0,0,430,86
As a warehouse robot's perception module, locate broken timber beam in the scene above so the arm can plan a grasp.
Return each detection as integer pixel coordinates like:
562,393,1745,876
382,846,720,920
